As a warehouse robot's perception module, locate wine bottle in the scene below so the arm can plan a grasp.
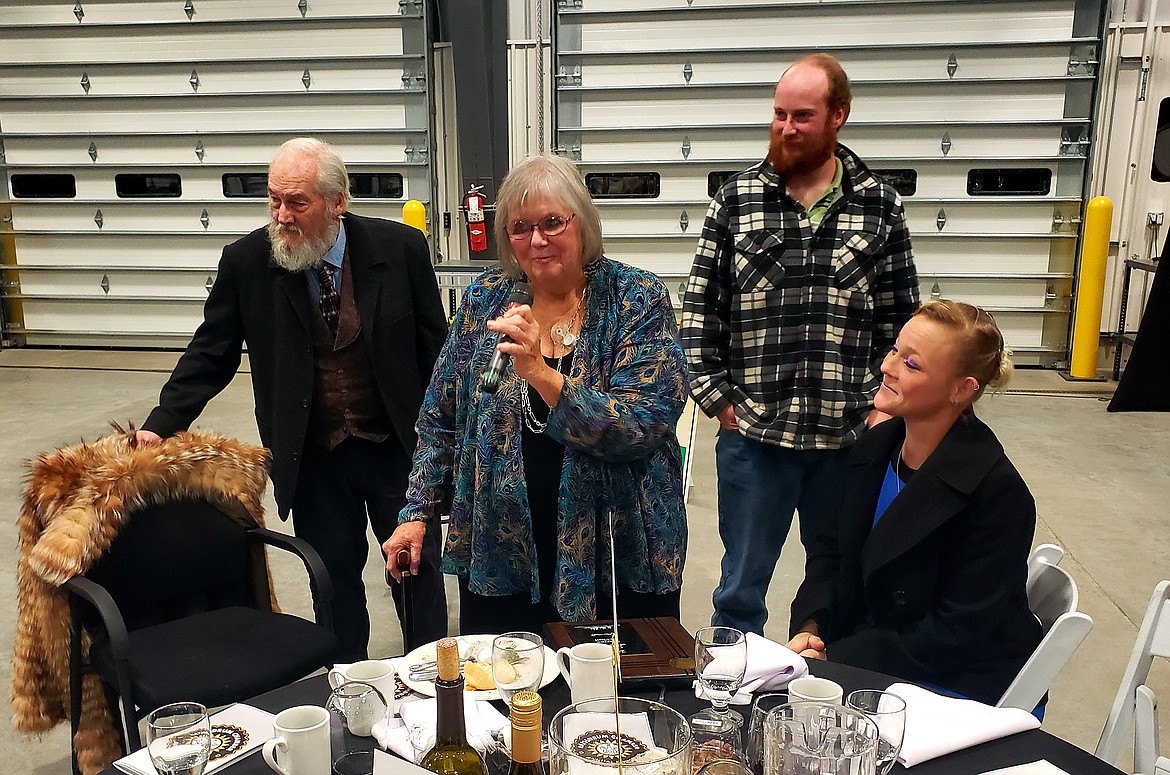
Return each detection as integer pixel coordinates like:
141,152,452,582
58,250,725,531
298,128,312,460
508,691,546,775
421,638,489,775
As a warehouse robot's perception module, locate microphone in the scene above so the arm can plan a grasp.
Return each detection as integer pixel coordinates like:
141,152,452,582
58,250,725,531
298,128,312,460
480,278,534,393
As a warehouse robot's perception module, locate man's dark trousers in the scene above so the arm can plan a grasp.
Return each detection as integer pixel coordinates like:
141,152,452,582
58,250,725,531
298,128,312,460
292,436,446,661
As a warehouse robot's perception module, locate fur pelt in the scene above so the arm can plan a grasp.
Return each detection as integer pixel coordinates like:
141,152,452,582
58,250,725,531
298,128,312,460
11,426,273,775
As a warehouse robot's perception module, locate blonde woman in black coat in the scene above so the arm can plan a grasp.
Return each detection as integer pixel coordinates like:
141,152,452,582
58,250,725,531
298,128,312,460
788,300,1042,705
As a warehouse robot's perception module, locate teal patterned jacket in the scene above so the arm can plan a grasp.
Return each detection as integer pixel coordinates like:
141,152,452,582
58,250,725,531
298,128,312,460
400,257,688,621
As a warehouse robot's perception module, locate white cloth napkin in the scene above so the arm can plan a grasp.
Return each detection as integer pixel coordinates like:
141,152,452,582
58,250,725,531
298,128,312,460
694,632,808,705
891,682,1041,767
372,696,508,763
976,762,1072,775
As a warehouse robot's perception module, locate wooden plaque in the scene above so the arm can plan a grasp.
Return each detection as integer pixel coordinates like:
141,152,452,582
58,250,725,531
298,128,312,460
544,617,696,684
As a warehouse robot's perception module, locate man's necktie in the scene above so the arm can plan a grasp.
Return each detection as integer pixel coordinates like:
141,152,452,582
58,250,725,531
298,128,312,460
314,264,340,336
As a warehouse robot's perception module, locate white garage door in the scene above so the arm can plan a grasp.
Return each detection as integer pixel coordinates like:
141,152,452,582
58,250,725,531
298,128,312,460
0,0,433,347
553,0,1105,364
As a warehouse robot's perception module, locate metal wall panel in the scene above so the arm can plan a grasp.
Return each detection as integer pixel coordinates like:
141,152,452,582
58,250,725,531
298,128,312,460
0,2,433,346
554,0,1105,363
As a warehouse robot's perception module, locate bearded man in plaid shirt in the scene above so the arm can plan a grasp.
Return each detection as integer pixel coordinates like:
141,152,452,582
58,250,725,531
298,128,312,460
681,54,920,634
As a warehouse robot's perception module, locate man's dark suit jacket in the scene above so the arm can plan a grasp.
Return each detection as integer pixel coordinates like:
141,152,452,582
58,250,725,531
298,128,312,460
790,415,1043,705
143,213,448,517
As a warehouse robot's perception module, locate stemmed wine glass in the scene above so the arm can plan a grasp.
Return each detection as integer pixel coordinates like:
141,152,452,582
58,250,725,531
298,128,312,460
691,627,748,763
146,702,212,775
492,631,546,709
845,689,907,775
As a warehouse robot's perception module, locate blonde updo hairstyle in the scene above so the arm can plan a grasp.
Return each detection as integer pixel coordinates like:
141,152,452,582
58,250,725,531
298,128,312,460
493,153,604,280
913,299,1013,403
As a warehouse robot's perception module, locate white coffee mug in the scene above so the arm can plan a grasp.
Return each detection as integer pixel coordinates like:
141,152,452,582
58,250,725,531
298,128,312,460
262,705,330,775
787,676,844,704
556,642,617,703
329,660,395,706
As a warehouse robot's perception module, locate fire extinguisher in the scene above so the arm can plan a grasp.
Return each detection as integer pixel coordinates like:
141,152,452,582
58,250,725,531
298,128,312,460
464,185,488,253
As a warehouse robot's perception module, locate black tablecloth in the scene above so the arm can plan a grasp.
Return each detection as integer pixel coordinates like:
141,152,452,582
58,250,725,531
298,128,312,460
102,660,1122,775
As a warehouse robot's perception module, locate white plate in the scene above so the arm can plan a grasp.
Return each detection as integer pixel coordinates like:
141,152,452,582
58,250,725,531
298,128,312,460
399,634,559,701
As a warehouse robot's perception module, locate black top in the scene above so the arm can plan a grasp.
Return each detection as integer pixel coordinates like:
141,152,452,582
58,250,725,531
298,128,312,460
521,351,574,598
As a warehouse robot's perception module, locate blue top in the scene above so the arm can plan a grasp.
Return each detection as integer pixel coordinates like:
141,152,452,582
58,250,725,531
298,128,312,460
873,461,903,526
399,258,689,621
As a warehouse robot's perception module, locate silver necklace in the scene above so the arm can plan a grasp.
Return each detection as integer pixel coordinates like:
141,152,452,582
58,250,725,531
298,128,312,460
895,443,908,492
521,288,586,434
549,288,587,352
520,354,567,433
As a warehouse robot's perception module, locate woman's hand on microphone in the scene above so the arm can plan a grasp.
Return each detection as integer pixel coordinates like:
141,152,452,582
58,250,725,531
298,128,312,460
487,304,565,408
487,304,541,378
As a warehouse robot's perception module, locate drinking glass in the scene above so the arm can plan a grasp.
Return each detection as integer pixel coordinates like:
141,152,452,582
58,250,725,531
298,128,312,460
845,690,906,775
146,702,212,775
548,697,691,775
745,693,789,775
694,626,748,727
492,632,546,707
762,702,878,775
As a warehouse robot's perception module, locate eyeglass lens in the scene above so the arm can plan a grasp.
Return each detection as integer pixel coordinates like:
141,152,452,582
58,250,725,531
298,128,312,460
508,214,572,237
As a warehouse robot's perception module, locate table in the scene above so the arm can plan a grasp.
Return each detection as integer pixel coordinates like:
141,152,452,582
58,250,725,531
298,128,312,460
101,661,1123,775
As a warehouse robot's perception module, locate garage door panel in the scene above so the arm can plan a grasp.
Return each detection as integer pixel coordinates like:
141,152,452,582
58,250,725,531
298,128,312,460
0,22,409,65
570,2,1076,52
9,202,416,233
2,132,428,166
11,234,230,268
910,238,1072,275
569,123,1075,163
920,279,1055,310
902,201,1073,235
19,300,208,335
0,60,419,98
577,159,1074,201
17,270,214,299
0,1,402,26
0,95,416,134
571,82,1070,128
566,46,1081,88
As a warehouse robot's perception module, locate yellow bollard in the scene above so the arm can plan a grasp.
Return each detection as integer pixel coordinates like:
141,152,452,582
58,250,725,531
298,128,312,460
1069,196,1113,379
402,200,427,236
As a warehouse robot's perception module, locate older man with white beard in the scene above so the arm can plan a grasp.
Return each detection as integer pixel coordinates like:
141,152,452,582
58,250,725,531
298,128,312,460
680,55,920,635
136,138,449,660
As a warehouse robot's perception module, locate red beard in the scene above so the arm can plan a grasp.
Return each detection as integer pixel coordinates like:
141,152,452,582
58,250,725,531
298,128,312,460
767,120,838,177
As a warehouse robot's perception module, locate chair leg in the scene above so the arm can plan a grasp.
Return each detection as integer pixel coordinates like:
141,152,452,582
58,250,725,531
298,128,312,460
69,598,85,775
114,663,141,751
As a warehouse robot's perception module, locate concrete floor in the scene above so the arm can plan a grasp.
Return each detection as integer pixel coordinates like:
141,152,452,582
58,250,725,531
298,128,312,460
1,349,1168,773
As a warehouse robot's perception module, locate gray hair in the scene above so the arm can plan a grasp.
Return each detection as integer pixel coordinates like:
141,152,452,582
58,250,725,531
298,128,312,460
493,154,603,279
272,137,352,211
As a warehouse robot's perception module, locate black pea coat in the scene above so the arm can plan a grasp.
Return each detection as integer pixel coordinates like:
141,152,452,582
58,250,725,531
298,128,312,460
790,415,1043,705
143,213,448,517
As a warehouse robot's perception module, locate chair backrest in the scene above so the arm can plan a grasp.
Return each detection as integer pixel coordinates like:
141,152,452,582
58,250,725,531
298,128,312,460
1027,556,1079,629
83,498,259,632
1096,580,1170,765
997,558,1093,711
1027,543,1065,588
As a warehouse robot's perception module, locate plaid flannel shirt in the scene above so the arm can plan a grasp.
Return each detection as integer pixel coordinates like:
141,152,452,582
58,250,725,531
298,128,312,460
680,144,920,450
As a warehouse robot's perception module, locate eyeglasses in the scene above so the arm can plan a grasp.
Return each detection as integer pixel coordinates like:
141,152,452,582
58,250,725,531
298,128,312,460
506,213,575,239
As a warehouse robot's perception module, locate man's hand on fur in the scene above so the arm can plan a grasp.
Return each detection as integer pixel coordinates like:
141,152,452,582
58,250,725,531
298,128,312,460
134,430,163,448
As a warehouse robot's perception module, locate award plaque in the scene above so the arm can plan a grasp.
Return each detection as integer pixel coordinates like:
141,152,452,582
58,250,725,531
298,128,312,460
544,617,697,685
